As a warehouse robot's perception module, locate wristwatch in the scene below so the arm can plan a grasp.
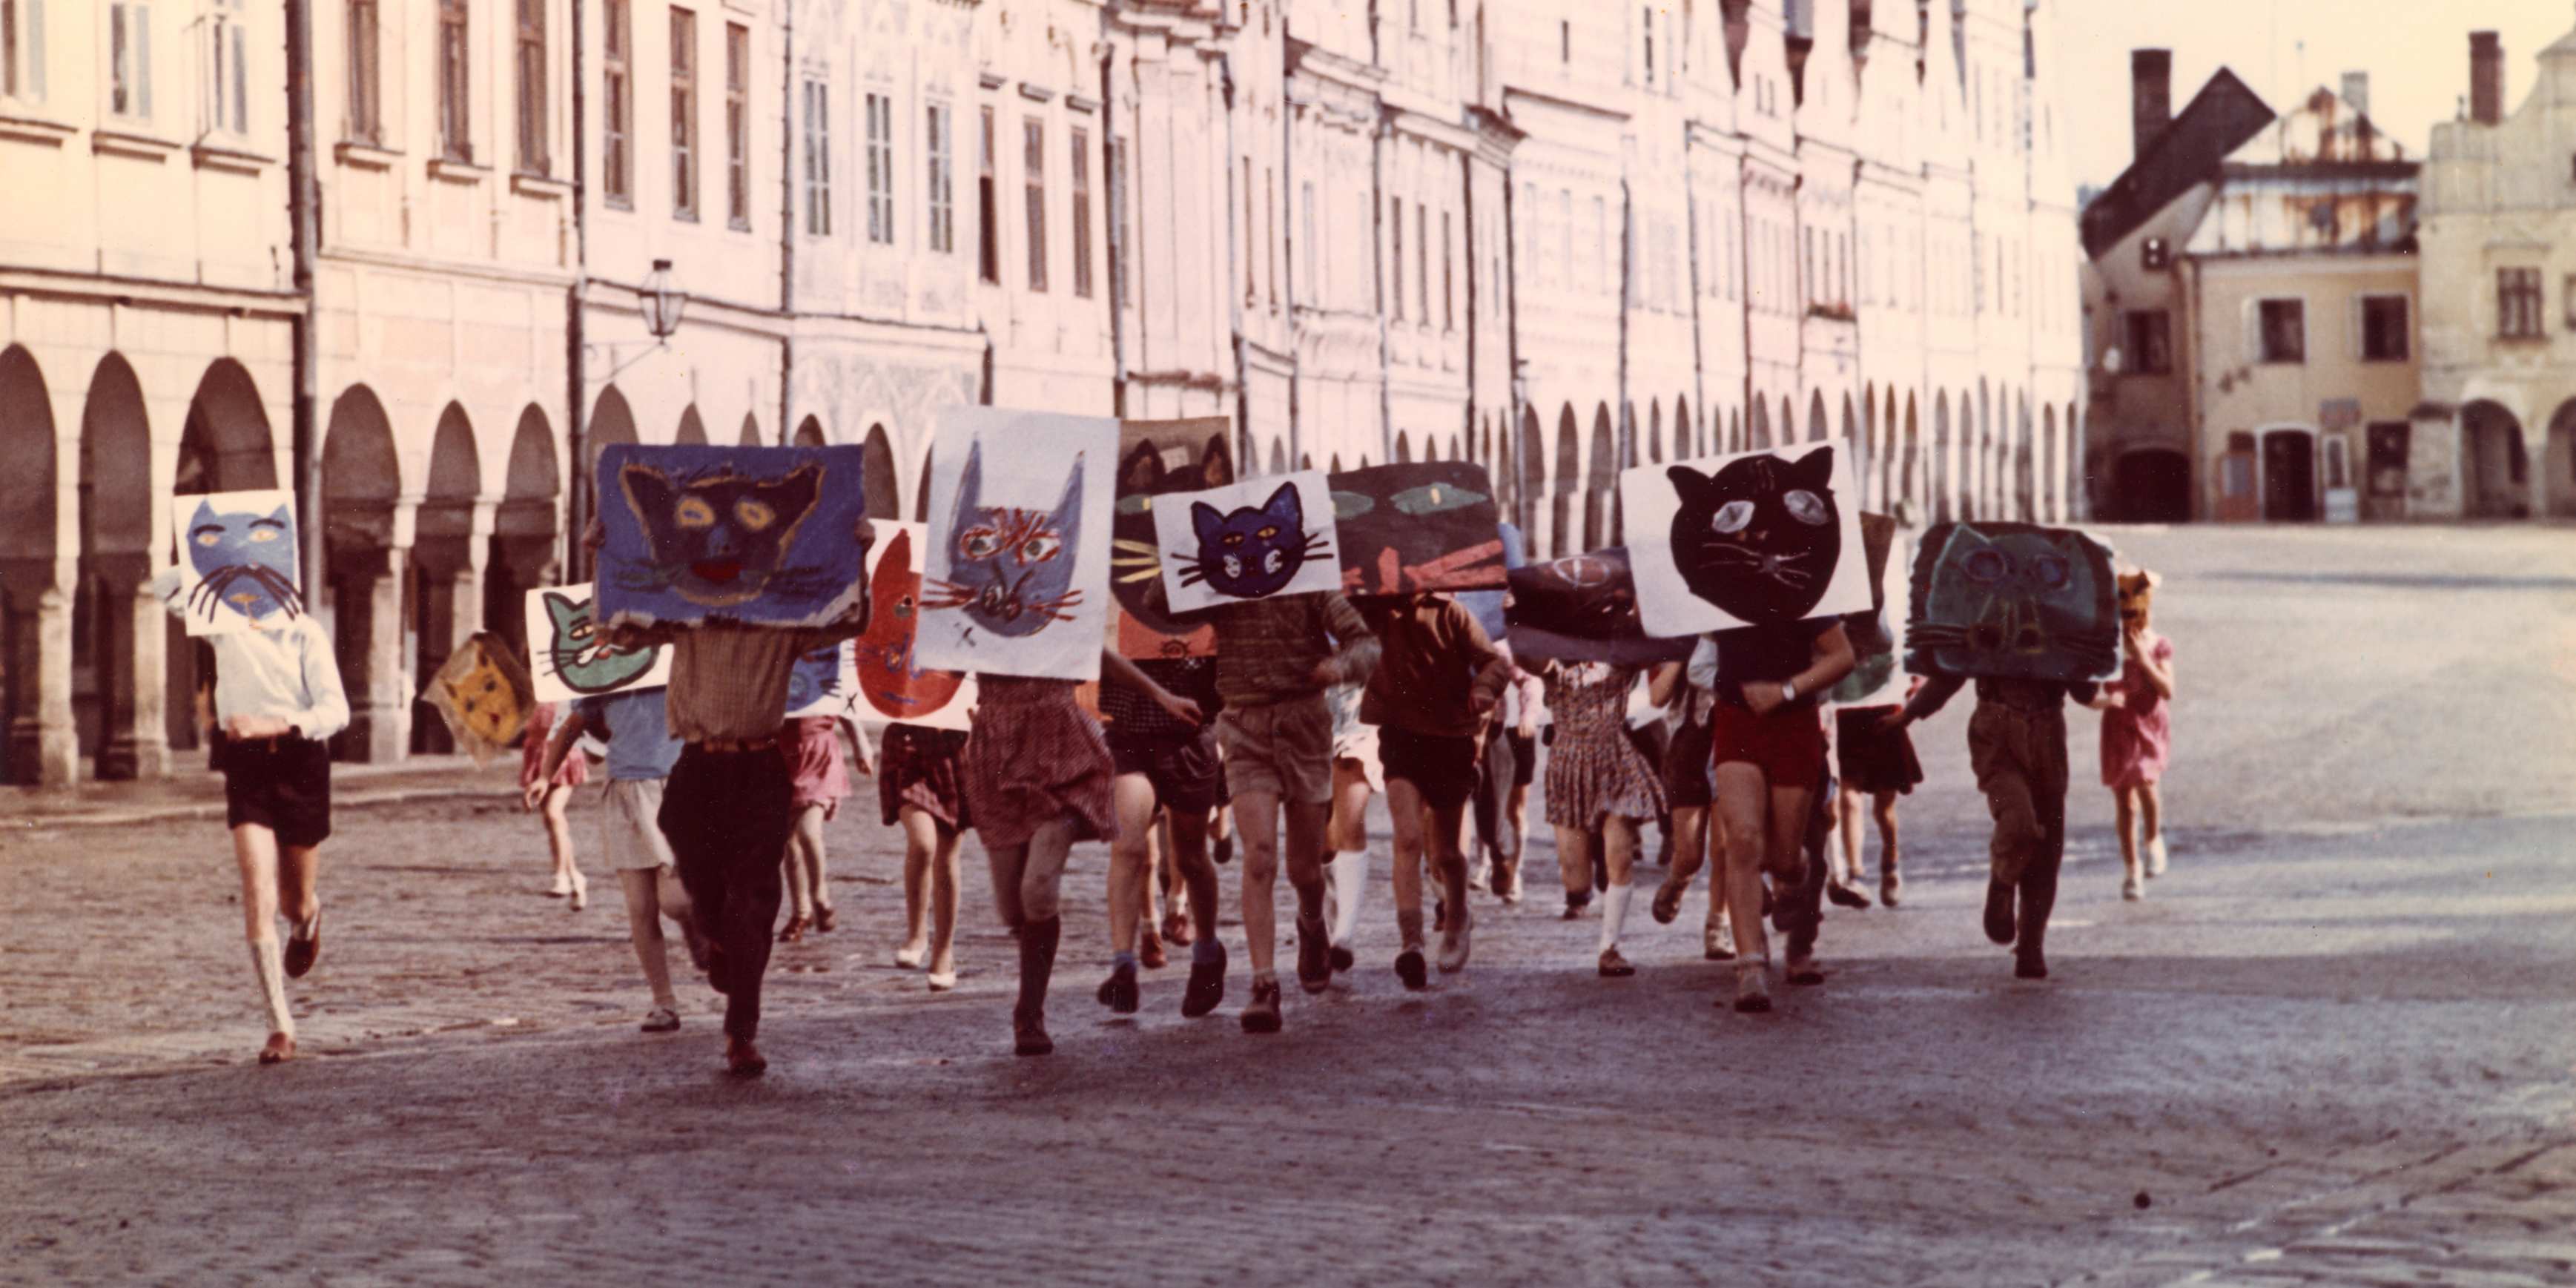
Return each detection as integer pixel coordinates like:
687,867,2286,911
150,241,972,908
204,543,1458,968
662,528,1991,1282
1780,678,1798,704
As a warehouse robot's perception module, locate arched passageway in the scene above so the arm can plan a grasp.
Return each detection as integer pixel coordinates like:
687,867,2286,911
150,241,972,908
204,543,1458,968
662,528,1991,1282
76,354,160,779
0,346,65,784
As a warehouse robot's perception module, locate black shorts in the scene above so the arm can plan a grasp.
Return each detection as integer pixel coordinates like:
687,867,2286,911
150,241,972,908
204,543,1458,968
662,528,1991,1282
1505,731,1536,789
1109,726,1227,813
219,733,334,848
1378,727,1479,812
1663,716,1715,810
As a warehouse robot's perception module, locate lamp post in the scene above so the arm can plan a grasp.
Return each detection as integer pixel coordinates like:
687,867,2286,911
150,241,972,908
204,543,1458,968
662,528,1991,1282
638,258,688,341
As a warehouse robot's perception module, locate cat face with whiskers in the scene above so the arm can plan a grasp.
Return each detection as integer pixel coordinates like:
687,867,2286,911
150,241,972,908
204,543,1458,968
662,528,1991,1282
921,441,1087,638
1663,447,1840,624
184,499,303,626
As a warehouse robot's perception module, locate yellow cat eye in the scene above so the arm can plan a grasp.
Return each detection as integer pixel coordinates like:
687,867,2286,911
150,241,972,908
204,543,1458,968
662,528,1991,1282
246,527,280,543
735,498,777,531
676,496,718,529
1256,525,1280,540
196,532,220,546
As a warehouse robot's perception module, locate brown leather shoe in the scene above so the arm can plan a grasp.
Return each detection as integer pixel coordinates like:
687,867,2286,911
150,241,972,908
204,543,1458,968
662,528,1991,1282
1597,948,1637,978
1138,925,1168,971
777,915,809,945
813,905,839,934
725,1037,767,1077
283,909,322,979
258,1031,296,1064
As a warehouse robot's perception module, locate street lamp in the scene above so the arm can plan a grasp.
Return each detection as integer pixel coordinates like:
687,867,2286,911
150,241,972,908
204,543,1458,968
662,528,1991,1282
638,259,687,340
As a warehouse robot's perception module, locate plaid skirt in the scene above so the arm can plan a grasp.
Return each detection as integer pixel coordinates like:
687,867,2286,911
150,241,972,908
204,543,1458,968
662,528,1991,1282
879,724,971,829
962,678,1119,849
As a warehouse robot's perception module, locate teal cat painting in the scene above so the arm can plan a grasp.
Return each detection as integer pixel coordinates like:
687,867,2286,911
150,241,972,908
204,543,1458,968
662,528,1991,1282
524,583,673,703
1903,522,2121,684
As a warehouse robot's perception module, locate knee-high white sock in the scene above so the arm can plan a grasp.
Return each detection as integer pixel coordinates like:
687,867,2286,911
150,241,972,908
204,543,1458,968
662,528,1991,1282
1329,851,1369,946
249,939,294,1037
1598,882,1632,953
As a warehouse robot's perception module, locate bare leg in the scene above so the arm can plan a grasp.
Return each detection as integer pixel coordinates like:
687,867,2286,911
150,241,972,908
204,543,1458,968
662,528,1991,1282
541,784,579,902
619,869,680,1011
794,804,834,922
2141,783,2167,876
1836,788,1868,885
780,824,816,925
1766,782,1817,970
1554,825,1594,914
1108,774,1160,957
898,807,936,962
1386,778,1430,949
231,824,294,1045
1235,790,1284,977
2115,785,2143,894
1711,764,1773,967
1163,810,1219,945
1873,791,1902,901
1282,802,1331,925
928,825,962,980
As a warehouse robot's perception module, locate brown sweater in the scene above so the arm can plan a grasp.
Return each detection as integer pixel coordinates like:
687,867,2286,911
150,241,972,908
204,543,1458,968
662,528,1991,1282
1359,596,1510,739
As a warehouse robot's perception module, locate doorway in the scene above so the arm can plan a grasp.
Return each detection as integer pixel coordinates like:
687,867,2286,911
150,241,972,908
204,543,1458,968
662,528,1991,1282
2261,429,2317,522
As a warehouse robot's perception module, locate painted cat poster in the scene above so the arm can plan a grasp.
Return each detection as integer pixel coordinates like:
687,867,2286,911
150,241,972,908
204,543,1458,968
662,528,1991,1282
1619,443,1871,638
783,639,859,720
421,632,534,765
1109,418,1232,661
1329,462,1507,595
595,443,871,630
1503,546,1697,667
168,490,304,637
1904,522,2122,684
1457,520,1527,641
1152,471,1339,613
852,522,977,730
1828,515,1909,707
525,584,673,704
916,407,1117,683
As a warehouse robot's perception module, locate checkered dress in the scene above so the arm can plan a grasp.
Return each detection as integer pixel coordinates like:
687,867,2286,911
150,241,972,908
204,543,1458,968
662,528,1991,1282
1540,664,1668,828
962,676,1119,848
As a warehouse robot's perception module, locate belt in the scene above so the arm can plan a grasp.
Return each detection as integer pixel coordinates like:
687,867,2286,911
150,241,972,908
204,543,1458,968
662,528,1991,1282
225,732,309,750
693,736,782,753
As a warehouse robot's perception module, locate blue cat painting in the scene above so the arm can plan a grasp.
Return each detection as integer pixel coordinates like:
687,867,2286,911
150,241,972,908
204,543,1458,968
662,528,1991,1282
596,443,872,629
919,439,1086,638
783,641,850,717
176,492,303,633
914,407,1118,683
1152,472,1338,611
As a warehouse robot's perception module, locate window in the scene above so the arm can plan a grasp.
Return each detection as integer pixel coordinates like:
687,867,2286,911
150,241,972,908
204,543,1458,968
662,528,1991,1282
1591,195,1605,288
670,8,697,218
1023,117,1046,291
1263,165,1275,308
1642,6,1653,85
208,0,246,134
864,92,893,244
2359,294,2408,362
977,107,997,282
1301,180,1316,304
2499,268,2543,337
1560,19,1570,62
345,0,376,140
1557,189,1571,292
926,103,954,254
437,0,469,160
507,0,546,171
2322,434,2351,491
1244,159,1257,304
1390,195,1404,320
800,79,830,236
1441,210,1454,331
1,0,46,103
2124,310,2173,374
1109,139,1129,304
1071,128,1093,298
724,24,748,226
603,0,631,204
2257,298,2305,363
1416,201,1428,323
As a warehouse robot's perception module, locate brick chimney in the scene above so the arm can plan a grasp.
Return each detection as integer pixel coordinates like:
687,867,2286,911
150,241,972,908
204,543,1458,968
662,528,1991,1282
2132,49,2173,160
2471,32,2503,125
2340,70,2370,116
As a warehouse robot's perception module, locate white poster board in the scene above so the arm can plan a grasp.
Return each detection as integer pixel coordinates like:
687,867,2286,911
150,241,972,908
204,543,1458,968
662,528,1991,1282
915,407,1117,682
1151,472,1341,612
1619,442,1872,638
169,490,303,636
524,584,674,704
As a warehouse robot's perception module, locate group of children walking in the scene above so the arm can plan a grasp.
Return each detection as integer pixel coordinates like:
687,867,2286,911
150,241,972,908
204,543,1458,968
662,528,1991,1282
174,525,2179,1077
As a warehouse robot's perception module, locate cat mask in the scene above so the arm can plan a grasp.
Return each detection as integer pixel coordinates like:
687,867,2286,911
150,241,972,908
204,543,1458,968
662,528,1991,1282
541,590,658,695
1109,423,1232,656
617,460,825,607
921,440,1086,638
423,633,532,763
1329,462,1507,595
1152,471,1340,611
1662,446,1841,625
1904,522,2121,684
181,497,303,627
2117,567,2160,630
856,526,968,720
784,641,848,716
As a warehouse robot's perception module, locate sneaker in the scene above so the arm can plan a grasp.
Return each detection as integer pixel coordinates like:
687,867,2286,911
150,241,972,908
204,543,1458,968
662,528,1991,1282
1982,880,2018,946
1436,905,1472,974
283,908,323,980
2146,836,2169,878
1731,962,1772,1014
1703,919,1737,962
1097,962,1140,1014
1880,870,1903,908
2121,872,2144,902
1183,945,1227,1018
1650,878,1685,925
1597,947,1637,978
641,1006,681,1033
1294,914,1333,995
1394,948,1429,991
1239,977,1283,1033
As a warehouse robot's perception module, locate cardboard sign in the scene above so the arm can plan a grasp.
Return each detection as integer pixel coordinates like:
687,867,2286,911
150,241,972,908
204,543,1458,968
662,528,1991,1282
525,584,673,704
852,523,976,730
1109,418,1232,660
596,443,871,629
1328,462,1507,595
784,638,859,719
420,632,533,764
1904,522,2122,684
170,490,303,636
916,407,1117,682
1829,516,1909,707
1455,520,1525,640
1152,471,1340,613
1504,546,1697,667
1619,443,1872,637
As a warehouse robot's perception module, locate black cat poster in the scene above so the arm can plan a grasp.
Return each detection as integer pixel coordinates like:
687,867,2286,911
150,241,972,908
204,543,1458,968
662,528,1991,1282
1327,462,1507,595
1618,443,1872,638
595,443,873,630
1150,470,1341,613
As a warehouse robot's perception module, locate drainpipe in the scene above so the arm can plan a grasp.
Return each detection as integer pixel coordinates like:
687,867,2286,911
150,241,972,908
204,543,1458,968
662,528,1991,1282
1684,134,1707,456
567,0,590,576
1280,42,1297,465
285,0,321,592
1502,140,1522,523
1223,56,1252,467
1616,176,1633,538
1373,116,1391,464
1103,44,1126,418
778,4,795,443
1459,147,1476,469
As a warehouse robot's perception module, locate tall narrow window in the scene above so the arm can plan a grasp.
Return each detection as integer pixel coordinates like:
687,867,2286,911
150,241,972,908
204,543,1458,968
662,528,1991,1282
1023,117,1047,291
208,0,245,133
1416,202,1428,323
2499,268,2544,338
1,0,47,103
1071,128,1094,298
1300,180,1317,304
345,0,376,140
1110,139,1132,305
1441,210,1454,331
800,78,831,236
724,23,748,226
111,2,151,119
865,92,893,244
1263,166,1276,308
1591,195,1605,289
925,103,954,254
1246,159,1258,305
670,8,697,218
602,0,630,204
977,106,998,283
1558,190,1571,293
437,0,469,159
515,0,547,173
1642,6,1653,85
1390,195,1404,320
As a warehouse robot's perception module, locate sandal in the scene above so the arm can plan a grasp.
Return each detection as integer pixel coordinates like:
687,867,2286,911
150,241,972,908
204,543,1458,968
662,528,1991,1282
641,1007,681,1033
778,915,809,945
813,905,839,933
1650,879,1685,925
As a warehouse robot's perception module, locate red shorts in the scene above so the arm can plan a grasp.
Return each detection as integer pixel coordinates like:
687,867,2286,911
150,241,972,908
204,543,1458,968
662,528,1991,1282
1707,701,1828,790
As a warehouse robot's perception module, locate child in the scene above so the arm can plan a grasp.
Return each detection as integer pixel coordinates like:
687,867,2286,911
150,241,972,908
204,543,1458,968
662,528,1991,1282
2097,567,2177,899
1359,592,1510,988
881,722,970,990
777,713,849,942
1322,678,1379,975
1832,675,1925,908
518,700,591,908
529,688,703,1032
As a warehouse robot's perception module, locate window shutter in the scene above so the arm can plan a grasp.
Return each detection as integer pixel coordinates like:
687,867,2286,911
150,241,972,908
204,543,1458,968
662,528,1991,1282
28,0,44,100
2243,297,2259,365
2348,294,2363,362
135,5,151,118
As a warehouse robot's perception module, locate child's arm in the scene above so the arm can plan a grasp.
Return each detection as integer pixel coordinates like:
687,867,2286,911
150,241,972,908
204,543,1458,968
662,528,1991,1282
524,710,586,810
1647,661,1685,709
2131,635,2176,701
1101,648,1203,725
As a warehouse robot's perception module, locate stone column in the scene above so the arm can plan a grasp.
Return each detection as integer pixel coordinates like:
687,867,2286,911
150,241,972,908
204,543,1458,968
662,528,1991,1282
4,575,82,787
336,546,411,763
99,563,174,779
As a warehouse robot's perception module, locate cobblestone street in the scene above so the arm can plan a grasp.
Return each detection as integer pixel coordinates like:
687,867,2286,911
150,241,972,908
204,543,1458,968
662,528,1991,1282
4,526,2573,1285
